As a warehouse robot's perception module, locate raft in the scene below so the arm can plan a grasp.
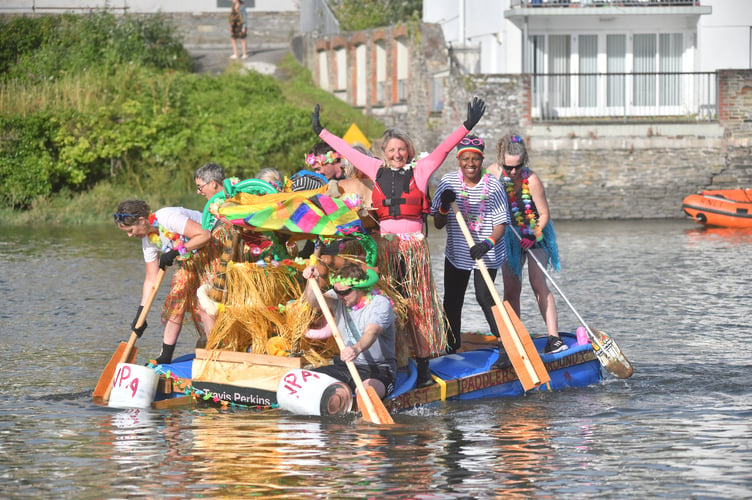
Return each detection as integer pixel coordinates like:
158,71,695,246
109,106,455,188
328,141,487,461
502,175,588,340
682,189,752,228
150,332,602,412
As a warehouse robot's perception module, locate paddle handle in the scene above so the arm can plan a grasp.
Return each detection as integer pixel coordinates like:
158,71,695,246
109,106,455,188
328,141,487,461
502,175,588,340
103,268,166,402
307,277,384,424
450,202,539,384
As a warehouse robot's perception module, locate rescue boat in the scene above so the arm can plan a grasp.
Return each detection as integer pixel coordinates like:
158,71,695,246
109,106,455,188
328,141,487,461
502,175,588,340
681,189,752,228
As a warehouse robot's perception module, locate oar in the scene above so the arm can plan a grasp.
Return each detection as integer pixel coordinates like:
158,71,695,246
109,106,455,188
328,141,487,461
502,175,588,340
507,225,634,379
93,268,167,402
450,202,550,391
307,271,394,424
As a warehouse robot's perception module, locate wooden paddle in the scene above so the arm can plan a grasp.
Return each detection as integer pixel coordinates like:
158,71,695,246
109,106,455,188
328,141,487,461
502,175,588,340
307,272,394,425
93,268,167,403
450,202,550,391
507,225,634,379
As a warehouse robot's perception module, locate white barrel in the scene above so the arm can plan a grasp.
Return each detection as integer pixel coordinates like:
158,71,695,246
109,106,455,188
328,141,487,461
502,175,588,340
277,369,353,416
108,363,159,409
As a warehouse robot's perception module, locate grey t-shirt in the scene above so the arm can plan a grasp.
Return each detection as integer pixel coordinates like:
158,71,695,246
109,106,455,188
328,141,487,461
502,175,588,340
327,291,397,375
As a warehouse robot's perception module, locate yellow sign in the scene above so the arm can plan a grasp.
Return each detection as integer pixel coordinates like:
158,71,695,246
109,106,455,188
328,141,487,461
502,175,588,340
342,123,371,149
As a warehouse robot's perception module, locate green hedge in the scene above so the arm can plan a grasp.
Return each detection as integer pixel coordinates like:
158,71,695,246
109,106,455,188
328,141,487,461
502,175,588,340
0,12,381,216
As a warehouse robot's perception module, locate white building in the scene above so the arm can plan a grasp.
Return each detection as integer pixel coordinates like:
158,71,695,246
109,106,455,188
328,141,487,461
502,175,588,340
424,0,752,121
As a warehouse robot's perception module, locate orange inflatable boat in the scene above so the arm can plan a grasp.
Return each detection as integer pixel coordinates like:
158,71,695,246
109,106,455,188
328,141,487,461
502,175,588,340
682,189,752,228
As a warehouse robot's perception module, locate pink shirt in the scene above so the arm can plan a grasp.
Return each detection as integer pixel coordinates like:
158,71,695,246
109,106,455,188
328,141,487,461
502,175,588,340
320,126,470,235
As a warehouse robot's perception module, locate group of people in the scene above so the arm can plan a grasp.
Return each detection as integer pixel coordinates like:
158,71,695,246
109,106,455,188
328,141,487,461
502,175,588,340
113,96,565,404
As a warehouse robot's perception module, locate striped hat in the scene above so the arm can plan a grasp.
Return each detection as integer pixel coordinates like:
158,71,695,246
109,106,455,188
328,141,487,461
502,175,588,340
456,135,484,158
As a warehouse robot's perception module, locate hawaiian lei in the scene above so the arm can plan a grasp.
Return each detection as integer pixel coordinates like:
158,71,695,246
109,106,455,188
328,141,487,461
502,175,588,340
503,169,542,241
147,213,189,256
457,170,490,232
348,288,392,311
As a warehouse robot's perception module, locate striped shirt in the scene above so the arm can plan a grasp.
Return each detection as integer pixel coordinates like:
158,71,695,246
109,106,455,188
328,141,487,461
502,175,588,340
430,171,510,270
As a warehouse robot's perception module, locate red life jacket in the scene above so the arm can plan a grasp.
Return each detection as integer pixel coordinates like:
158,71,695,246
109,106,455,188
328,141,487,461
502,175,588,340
372,167,429,221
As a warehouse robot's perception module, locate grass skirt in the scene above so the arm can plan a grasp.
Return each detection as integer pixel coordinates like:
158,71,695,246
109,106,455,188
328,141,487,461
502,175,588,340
161,244,219,338
503,221,561,277
376,232,448,359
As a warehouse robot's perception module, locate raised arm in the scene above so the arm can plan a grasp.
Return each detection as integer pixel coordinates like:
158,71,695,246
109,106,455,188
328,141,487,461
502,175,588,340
313,104,383,179
414,97,486,191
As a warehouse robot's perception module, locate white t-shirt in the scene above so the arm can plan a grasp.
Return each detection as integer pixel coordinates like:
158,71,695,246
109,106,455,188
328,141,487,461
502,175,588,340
431,171,510,270
141,207,202,263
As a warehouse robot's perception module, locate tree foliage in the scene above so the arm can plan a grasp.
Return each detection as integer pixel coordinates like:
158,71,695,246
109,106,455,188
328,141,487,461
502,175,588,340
331,0,422,31
0,13,380,211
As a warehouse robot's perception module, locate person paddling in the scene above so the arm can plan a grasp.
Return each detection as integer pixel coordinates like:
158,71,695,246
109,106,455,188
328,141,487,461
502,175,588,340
114,200,216,364
431,135,510,354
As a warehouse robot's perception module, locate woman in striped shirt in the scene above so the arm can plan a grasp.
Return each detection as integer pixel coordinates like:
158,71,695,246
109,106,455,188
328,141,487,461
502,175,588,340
431,136,510,354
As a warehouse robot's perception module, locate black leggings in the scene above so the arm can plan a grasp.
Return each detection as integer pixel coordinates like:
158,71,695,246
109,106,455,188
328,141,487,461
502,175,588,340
443,258,500,351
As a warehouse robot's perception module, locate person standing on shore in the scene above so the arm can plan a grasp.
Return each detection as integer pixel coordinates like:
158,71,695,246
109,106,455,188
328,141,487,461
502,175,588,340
229,0,248,60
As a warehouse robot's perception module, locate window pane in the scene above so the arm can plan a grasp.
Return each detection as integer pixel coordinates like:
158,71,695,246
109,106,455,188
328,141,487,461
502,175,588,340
607,34,625,107
634,34,656,106
659,33,682,106
548,35,570,107
579,35,597,107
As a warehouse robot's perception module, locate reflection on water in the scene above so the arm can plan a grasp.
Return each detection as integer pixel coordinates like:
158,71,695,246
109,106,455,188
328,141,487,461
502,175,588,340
1,220,751,498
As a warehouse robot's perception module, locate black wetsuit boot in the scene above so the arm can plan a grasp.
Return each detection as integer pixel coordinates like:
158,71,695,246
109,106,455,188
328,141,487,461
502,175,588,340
416,357,435,388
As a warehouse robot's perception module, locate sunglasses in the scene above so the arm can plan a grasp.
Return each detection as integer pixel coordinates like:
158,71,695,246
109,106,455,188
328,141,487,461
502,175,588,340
503,164,524,171
113,213,139,224
460,137,484,147
334,287,353,297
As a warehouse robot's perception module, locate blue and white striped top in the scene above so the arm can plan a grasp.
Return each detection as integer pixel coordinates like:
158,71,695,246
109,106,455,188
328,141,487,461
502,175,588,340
430,171,510,270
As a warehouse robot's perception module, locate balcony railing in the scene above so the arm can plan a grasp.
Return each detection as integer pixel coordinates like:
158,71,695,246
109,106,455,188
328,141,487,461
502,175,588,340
531,71,717,122
510,0,701,7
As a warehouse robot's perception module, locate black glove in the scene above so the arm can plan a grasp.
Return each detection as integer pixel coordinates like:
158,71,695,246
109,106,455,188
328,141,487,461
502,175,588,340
440,190,456,211
312,104,324,135
463,96,486,131
159,249,180,270
131,305,148,337
469,240,492,260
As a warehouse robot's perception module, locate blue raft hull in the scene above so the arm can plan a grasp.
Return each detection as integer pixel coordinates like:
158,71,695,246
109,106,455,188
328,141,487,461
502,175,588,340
155,332,602,411
385,332,602,411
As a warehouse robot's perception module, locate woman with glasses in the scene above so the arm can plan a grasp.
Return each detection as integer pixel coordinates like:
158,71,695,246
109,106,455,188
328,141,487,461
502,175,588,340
431,136,510,354
487,134,566,354
114,200,216,364
311,97,486,387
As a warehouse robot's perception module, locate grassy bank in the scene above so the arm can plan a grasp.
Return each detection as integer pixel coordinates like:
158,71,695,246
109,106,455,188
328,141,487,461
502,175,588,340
0,13,384,226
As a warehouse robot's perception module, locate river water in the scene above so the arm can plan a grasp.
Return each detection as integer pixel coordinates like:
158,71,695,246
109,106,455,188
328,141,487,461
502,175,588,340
1,220,750,499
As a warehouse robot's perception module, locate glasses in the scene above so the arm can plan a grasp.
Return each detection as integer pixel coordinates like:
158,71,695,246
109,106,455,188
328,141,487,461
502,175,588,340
196,180,212,194
459,137,484,147
334,287,354,297
503,164,524,171
113,213,138,224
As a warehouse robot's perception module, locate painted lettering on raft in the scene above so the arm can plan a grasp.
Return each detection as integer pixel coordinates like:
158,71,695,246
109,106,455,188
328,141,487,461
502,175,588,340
281,370,322,399
113,364,140,397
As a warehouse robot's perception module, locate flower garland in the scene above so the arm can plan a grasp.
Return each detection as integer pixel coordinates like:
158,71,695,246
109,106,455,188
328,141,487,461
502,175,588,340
148,362,279,410
503,169,542,241
457,170,490,232
147,214,189,256
348,288,392,311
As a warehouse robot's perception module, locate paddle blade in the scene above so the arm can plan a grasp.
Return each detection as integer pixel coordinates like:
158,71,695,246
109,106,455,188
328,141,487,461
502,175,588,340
588,327,634,379
493,304,550,391
356,386,394,425
93,342,138,402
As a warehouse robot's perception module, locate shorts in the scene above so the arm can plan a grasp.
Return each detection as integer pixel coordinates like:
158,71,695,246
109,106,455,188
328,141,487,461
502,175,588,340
314,357,395,397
